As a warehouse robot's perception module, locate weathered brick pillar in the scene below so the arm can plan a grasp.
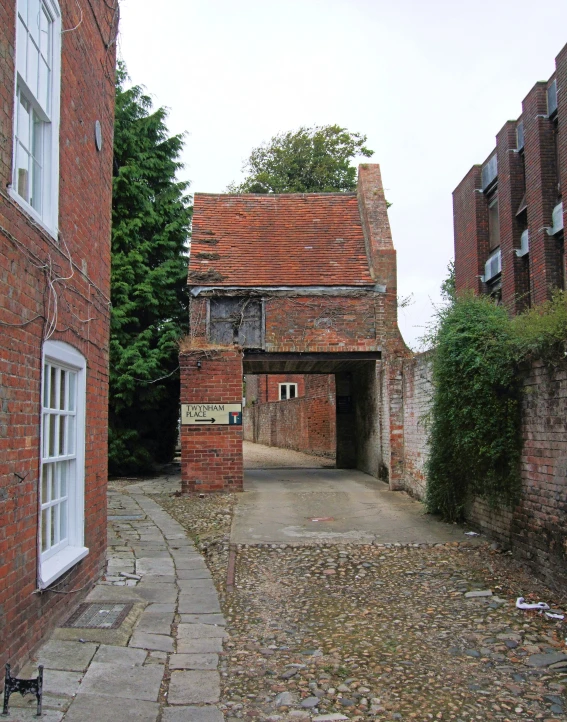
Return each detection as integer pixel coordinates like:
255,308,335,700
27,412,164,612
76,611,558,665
180,348,244,493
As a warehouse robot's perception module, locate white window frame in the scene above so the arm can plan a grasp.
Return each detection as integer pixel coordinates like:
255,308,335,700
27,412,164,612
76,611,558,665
278,383,298,401
10,0,61,238
39,340,88,588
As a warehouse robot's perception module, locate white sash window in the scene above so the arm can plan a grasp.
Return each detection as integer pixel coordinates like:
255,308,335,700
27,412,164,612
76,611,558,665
40,341,88,587
11,0,61,236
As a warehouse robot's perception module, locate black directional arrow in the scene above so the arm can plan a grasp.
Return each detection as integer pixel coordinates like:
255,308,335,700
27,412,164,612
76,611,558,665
196,418,216,423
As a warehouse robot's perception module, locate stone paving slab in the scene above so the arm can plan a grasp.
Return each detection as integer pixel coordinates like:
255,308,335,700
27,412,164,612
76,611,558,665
136,610,175,634
34,640,98,672
62,695,159,722
179,613,226,626
78,661,163,701
177,623,227,639
177,577,216,588
136,584,178,603
178,599,221,615
177,569,213,580
86,585,146,602
92,645,147,666
162,706,225,722
129,630,175,652
42,670,83,696
169,653,219,670
176,638,224,654
167,671,220,704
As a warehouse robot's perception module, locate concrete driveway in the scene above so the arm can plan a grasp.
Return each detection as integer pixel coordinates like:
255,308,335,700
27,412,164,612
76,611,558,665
231,443,471,545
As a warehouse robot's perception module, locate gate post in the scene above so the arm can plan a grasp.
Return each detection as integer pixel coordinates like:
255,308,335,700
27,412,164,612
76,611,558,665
179,348,244,493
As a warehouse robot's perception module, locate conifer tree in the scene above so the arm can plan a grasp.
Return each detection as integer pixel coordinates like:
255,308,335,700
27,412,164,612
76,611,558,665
109,64,192,475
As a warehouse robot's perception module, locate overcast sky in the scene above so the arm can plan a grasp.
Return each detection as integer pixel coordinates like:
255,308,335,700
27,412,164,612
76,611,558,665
118,0,567,348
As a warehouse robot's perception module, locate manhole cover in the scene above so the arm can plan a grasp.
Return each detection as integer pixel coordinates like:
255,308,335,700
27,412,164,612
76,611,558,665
308,517,335,522
63,603,133,629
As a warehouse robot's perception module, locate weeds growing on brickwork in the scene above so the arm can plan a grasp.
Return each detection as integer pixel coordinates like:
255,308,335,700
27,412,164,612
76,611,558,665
425,290,567,522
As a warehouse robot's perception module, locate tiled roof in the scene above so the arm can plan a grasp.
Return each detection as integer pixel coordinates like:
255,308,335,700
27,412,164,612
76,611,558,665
188,193,374,287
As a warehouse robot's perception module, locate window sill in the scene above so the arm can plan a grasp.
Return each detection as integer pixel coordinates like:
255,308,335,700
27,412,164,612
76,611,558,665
39,545,89,588
7,186,58,241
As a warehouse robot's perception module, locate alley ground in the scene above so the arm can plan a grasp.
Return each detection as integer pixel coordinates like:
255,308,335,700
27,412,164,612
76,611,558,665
9,443,567,722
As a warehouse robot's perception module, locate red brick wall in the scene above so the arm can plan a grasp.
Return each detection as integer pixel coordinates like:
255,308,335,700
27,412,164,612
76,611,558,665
246,374,306,404
244,375,336,457
180,349,244,492
0,0,116,675
400,352,433,499
402,355,567,590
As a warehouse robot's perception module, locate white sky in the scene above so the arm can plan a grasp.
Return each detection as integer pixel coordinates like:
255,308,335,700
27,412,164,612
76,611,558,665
118,0,567,349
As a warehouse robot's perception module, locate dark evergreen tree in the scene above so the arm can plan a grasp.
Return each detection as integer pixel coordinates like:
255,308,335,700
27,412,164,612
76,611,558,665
109,65,192,475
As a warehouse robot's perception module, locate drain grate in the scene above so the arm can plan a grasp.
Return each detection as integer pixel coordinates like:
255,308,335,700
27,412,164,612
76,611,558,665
63,603,133,629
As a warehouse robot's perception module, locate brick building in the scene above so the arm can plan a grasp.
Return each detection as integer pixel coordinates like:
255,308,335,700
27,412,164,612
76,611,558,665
0,0,117,674
244,374,336,458
181,164,408,493
454,43,567,311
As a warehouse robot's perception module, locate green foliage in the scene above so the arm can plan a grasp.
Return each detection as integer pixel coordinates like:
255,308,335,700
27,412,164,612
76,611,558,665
440,260,456,304
109,63,192,475
511,290,567,362
426,287,567,521
229,125,374,194
426,294,522,521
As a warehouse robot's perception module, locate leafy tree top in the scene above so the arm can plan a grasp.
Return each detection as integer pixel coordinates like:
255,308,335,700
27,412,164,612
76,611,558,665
228,124,374,194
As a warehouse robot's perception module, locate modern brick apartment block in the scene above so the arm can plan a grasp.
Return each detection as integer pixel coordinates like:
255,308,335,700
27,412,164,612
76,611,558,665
182,164,408,492
0,0,117,675
454,43,567,311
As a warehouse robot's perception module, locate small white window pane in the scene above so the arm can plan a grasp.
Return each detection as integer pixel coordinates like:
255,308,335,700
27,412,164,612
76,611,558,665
16,144,30,202
68,416,75,454
32,110,43,159
68,373,76,411
17,94,31,150
41,508,49,551
31,157,42,213
59,500,67,541
41,463,50,502
17,18,27,75
60,462,67,496
49,366,56,408
290,385,296,399
28,0,40,44
48,414,56,456
38,58,49,111
60,370,66,410
59,415,66,455
50,506,56,545
50,462,56,499
40,6,50,57
27,41,39,95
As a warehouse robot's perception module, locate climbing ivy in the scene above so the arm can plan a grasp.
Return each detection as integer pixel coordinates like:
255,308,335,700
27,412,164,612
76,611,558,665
425,289,567,521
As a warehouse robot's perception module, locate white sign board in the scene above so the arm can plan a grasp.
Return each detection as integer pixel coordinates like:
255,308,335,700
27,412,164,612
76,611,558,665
181,403,242,426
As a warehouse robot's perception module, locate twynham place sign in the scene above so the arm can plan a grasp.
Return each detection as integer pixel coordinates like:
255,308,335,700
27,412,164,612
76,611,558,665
181,403,242,425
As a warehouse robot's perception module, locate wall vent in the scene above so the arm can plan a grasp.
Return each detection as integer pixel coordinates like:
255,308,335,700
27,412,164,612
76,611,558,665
547,79,558,116
516,229,529,257
548,202,564,235
484,249,502,281
481,155,498,190
516,121,524,151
